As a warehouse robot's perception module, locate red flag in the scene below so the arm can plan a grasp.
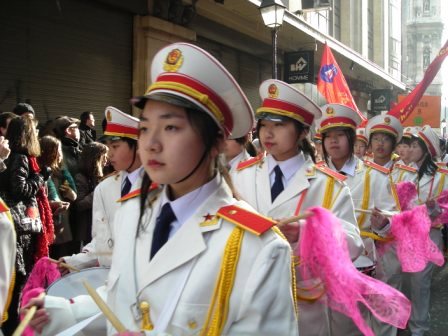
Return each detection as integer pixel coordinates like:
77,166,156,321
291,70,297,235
317,43,366,122
388,39,448,122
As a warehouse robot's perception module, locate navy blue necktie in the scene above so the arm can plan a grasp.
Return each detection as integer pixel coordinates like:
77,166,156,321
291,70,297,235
150,203,176,259
271,165,284,202
121,177,132,197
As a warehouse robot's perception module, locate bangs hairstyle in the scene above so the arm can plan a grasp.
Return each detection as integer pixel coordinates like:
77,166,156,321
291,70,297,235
411,137,438,180
256,118,316,163
38,135,62,172
6,115,40,157
137,97,237,235
322,128,356,164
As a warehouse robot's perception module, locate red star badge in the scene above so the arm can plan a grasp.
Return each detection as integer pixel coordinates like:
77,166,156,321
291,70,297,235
203,213,214,221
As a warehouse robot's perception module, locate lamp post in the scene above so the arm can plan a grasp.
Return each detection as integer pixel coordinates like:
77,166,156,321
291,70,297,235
259,0,286,79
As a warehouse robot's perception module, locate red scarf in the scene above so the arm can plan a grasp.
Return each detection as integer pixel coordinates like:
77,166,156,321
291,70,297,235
28,157,54,261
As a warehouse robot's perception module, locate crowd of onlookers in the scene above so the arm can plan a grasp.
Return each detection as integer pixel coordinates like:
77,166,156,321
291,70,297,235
0,103,110,334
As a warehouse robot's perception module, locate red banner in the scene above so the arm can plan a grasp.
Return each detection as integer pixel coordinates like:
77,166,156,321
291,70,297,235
388,39,448,122
317,43,366,122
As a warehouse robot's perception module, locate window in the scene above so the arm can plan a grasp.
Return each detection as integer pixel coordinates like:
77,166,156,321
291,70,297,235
423,47,431,70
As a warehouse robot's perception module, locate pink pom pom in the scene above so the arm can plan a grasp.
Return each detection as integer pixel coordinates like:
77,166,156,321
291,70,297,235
390,205,444,272
395,181,418,211
298,207,411,335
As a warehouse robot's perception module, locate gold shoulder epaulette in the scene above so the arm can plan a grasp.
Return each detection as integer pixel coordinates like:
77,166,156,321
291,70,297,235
217,205,275,236
363,160,390,174
315,164,347,182
394,163,417,173
236,153,263,171
437,167,448,175
0,199,9,213
117,183,159,202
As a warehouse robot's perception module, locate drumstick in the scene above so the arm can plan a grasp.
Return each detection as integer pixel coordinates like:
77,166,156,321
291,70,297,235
48,258,80,272
12,292,46,336
277,212,312,226
355,208,393,217
82,281,127,332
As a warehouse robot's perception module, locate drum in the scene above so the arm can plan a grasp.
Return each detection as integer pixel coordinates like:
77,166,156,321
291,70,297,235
46,267,110,299
354,255,376,277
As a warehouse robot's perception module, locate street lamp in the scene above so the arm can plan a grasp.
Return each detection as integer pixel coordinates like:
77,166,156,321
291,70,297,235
259,0,286,79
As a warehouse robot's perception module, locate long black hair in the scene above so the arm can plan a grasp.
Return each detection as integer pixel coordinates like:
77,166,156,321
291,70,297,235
137,103,238,234
256,118,316,163
411,137,438,181
322,128,356,164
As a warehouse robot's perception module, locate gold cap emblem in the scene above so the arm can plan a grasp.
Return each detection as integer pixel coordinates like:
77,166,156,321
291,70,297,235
106,110,112,122
163,48,183,72
326,107,334,115
268,84,278,98
384,116,391,125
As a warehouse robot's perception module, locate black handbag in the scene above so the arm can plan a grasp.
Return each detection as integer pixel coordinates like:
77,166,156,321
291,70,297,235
8,200,42,234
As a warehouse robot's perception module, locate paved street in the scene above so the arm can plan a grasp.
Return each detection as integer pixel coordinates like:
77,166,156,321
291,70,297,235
427,261,448,336
397,261,448,336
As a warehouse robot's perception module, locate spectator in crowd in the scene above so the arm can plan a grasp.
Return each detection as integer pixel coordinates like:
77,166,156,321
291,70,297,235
74,142,108,246
78,111,96,149
52,116,82,177
12,103,35,119
0,116,51,334
0,112,17,137
38,135,77,259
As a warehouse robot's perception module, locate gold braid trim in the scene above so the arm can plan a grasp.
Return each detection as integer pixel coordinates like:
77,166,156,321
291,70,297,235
272,226,299,317
322,176,335,209
397,170,406,183
437,173,446,196
201,227,244,336
389,174,402,212
357,167,371,227
295,176,333,302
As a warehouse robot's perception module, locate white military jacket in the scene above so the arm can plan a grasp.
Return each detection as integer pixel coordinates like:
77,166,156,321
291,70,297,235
329,157,398,231
0,202,15,324
231,153,363,259
41,175,298,336
65,169,144,269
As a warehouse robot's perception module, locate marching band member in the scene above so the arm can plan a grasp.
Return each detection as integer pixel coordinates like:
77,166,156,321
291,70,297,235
354,127,368,159
319,104,399,335
223,134,255,174
25,43,297,336
405,125,448,336
395,126,420,168
0,200,15,329
231,79,363,336
62,107,143,270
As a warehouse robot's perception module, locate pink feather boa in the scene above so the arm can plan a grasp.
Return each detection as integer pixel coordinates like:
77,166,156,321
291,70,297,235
298,207,411,336
20,257,61,336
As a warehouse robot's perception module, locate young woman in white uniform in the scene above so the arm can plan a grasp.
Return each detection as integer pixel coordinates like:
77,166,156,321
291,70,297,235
231,79,363,336
319,104,400,335
25,43,298,336
406,125,448,336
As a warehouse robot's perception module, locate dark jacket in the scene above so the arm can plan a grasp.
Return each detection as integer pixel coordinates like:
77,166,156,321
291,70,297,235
61,137,82,177
79,124,96,149
0,152,44,275
74,173,95,242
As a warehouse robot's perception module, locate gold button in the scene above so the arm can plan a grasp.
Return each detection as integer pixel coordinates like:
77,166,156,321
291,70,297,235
229,210,237,215
188,320,197,329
